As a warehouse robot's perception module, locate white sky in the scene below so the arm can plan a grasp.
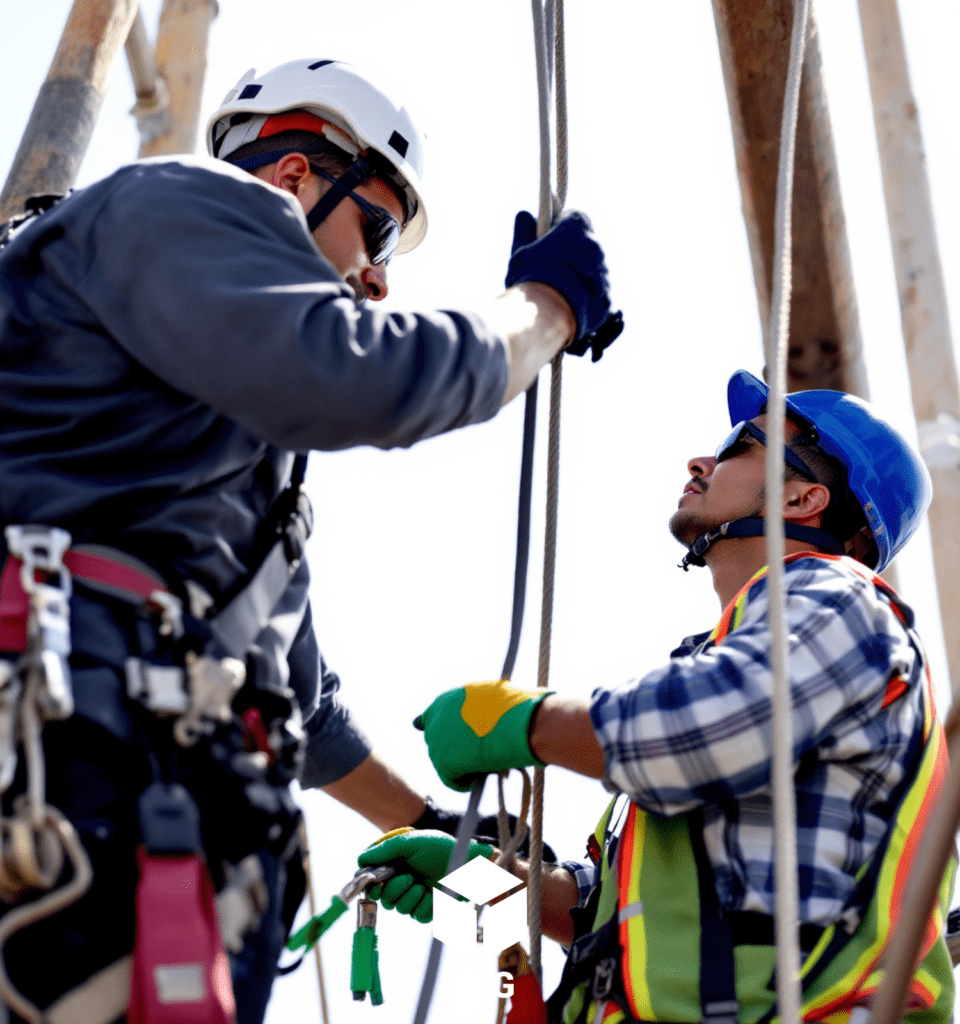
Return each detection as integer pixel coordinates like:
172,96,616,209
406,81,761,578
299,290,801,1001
2,2,959,1022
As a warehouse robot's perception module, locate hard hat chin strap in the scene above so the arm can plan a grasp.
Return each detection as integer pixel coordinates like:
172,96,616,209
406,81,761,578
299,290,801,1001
679,517,844,571
305,156,377,233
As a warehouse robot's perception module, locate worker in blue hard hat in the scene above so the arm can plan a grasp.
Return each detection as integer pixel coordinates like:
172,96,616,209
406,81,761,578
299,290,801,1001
0,56,621,1024
360,370,954,1024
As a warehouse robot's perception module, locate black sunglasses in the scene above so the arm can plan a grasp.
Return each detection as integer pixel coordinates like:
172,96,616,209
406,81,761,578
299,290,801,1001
716,420,819,482
311,166,401,266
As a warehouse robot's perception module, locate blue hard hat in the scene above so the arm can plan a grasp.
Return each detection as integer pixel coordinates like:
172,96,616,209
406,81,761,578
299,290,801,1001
727,370,932,572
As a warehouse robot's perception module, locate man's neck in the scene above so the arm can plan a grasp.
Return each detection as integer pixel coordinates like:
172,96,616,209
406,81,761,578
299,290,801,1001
707,537,822,609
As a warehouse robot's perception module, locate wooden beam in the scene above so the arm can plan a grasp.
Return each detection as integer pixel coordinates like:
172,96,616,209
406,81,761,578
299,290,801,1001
0,0,138,222
138,0,218,158
858,0,960,715
125,8,170,148
712,0,869,397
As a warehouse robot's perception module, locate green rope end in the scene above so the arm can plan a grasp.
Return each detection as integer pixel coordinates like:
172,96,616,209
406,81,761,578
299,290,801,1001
286,895,348,952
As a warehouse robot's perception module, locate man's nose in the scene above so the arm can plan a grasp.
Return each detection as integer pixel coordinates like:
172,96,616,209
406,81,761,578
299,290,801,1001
688,455,716,479
361,265,388,301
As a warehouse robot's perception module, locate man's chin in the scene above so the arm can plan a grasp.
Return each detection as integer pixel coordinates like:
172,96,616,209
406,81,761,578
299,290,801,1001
669,509,706,548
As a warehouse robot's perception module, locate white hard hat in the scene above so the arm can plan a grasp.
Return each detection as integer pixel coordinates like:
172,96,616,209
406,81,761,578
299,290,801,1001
206,59,427,254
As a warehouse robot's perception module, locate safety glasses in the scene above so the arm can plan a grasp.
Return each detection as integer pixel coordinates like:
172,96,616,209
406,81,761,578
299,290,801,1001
311,166,401,266
716,420,819,482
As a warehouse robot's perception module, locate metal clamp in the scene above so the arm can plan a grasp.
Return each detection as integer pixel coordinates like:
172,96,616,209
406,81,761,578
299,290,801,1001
592,957,616,1001
173,654,245,746
5,525,74,721
125,659,189,716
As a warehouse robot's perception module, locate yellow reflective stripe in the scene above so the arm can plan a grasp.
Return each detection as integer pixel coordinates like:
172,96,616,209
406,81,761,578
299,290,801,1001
709,565,768,642
587,1002,626,1024
911,965,941,1007
801,681,946,1019
596,797,619,886
619,804,655,1020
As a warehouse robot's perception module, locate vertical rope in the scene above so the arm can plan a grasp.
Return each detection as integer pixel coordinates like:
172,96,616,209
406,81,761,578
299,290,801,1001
765,3,810,1024
298,820,331,1024
527,0,567,986
412,2,566,1011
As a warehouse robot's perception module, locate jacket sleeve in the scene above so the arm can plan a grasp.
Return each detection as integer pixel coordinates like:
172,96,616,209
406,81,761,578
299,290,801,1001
69,158,508,452
287,601,374,788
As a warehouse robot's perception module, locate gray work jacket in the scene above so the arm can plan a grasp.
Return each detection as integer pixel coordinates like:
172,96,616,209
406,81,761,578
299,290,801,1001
0,155,509,783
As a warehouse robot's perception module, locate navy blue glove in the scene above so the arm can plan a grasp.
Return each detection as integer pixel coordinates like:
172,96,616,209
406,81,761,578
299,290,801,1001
504,210,623,360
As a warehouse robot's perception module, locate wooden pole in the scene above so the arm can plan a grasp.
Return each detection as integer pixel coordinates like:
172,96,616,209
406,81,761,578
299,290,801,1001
711,0,870,398
857,0,960,720
0,0,138,222
138,0,218,158
125,8,170,149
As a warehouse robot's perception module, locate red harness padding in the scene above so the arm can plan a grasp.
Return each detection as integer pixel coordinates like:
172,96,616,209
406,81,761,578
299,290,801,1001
128,848,236,1024
506,971,547,1024
0,547,173,652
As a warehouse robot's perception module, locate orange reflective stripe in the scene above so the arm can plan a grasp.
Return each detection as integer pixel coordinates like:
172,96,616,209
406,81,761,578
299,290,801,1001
593,554,953,1024
617,804,653,1020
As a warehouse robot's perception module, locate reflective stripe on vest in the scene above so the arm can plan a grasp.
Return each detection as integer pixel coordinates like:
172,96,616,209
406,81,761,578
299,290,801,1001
576,554,954,1024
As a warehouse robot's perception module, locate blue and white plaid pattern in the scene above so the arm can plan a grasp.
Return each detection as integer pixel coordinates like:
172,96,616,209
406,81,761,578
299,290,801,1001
584,557,928,927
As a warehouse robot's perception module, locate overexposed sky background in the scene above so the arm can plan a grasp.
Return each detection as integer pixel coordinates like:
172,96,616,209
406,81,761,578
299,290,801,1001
2,2,959,1022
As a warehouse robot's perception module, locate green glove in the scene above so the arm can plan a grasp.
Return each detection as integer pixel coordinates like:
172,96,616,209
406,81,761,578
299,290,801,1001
413,679,553,792
357,829,493,924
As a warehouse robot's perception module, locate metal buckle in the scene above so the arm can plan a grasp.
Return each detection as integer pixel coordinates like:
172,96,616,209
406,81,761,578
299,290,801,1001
5,525,74,720
592,956,616,1000
125,658,189,715
173,654,245,747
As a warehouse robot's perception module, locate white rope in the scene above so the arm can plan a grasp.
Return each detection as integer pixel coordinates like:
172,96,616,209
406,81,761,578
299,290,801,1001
527,0,567,986
766,2,810,1024
297,820,330,1024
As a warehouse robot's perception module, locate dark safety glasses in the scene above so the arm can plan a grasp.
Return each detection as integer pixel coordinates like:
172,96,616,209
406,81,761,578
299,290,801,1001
311,166,401,265
715,420,819,482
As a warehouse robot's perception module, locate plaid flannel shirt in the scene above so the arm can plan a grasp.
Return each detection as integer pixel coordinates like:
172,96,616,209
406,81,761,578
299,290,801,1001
574,556,929,928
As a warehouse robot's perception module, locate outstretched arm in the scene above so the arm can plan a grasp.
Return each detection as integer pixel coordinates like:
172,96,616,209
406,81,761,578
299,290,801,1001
321,750,428,832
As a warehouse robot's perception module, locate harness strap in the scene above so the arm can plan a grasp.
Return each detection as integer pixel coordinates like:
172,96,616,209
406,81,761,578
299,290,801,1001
689,810,739,1024
0,546,172,652
207,454,311,659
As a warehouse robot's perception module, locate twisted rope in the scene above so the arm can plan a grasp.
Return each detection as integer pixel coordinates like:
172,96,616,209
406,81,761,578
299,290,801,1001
527,0,567,986
412,2,567,1012
765,2,810,1023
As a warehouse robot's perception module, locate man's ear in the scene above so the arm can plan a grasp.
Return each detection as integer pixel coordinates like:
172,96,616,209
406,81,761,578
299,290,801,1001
783,481,830,522
270,153,312,194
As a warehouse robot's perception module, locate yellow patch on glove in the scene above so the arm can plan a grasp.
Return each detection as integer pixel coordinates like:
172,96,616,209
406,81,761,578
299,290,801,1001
369,827,414,847
460,680,540,738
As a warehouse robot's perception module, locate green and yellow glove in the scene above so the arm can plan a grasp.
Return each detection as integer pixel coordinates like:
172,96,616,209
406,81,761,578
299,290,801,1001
414,679,553,792
357,828,493,924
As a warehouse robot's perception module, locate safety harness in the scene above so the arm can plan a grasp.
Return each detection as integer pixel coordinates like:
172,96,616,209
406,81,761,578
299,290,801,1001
0,455,312,1022
548,554,954,1024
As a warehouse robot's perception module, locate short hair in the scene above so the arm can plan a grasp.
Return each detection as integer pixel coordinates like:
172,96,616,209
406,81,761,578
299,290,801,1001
785,433,871,554
224,130,354,176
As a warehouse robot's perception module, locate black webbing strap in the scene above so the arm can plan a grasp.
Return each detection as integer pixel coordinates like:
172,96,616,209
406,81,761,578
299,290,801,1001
207,455,310,658
727,911,826,954
545,916,632,1024
305,158,375,233
689,811,740,1024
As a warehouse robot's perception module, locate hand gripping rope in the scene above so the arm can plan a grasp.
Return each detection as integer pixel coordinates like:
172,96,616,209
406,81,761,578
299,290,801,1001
411,2,568,1020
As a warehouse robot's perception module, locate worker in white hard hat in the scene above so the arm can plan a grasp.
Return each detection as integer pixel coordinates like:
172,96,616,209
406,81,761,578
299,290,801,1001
0,57,622,1023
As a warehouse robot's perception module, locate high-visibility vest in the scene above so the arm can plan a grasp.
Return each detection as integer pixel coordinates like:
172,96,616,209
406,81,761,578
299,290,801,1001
556,554,955,1024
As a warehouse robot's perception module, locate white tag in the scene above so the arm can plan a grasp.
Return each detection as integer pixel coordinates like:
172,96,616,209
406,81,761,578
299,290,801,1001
154,964,206,1003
